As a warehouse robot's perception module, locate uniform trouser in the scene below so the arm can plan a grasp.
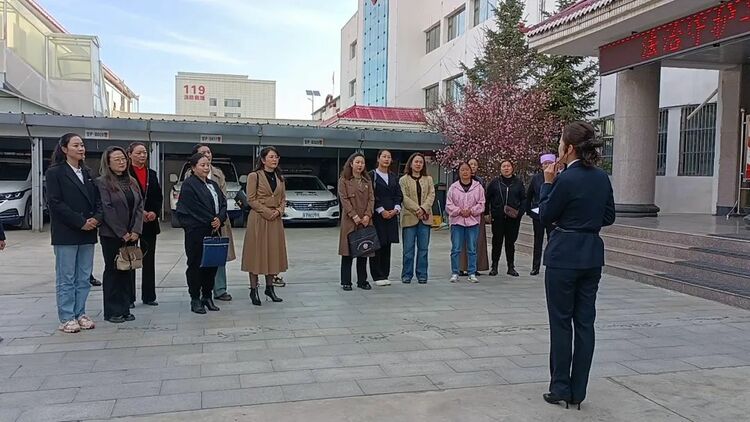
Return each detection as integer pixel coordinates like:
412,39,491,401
369,243,392,281
341,255,368,286
491,216,521,269
531,220,553,271
544,266,601,402
101,236,132,319
184,226,217,300
129,234,157,304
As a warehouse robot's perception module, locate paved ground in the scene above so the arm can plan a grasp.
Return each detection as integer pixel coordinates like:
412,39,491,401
1,225,750,421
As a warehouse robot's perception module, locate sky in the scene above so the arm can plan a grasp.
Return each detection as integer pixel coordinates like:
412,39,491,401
38,0,358,120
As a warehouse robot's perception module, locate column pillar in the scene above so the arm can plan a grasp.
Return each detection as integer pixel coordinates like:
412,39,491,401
30,137,44,232
612,63,661,217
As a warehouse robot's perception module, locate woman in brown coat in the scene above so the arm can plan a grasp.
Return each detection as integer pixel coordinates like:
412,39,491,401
241,146,287,306
338,152,375,291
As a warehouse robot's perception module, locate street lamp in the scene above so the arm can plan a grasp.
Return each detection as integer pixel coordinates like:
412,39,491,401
306,90,321,118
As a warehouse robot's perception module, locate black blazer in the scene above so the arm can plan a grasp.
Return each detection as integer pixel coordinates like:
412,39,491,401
174,175,227,230
130,167,163,237
486,175,526,219
371,170,403,244
45,163,103,245
525,172,545,221
539,161,616,269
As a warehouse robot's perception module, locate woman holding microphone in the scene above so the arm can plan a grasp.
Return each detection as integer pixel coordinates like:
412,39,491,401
539,121,615,410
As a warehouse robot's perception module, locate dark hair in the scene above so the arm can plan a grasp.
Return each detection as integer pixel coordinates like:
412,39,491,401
562,121,602,167
404,153,427,177
192,143,209,156
50,133,84,167
340,152,371,181
254,146,285,182
456,161,472,175
188,152,208,168
99,146,137,192
127,142,147,155
499,159,514,171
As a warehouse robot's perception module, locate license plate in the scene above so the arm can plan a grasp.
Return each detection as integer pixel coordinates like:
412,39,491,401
302,212,320,219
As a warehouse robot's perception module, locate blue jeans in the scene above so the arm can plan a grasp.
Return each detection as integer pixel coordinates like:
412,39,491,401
451,225,479,275
401,223,431,282
54,244,94,323
214,265,228,297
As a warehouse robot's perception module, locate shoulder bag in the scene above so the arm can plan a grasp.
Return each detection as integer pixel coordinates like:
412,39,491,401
116,243,144,271
502,184,519,219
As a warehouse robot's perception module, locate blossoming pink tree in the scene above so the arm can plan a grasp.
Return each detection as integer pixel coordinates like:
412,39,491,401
429,82,562,178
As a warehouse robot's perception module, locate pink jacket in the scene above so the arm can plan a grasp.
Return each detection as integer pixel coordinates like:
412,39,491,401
446,180,485,227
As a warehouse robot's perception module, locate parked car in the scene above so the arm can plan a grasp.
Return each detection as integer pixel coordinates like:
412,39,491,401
0,156,46,229
169,158,246,228
283,175,339,225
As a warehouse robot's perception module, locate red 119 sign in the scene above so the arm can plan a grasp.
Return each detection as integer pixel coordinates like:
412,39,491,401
599,0,750,75
183,85,206,101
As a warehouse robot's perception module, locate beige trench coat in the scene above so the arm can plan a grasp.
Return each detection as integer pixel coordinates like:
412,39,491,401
338,176,375,256
241,171,288,275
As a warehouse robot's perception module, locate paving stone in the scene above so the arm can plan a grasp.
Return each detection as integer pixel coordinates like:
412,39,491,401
0,376,44,393
680,355,750,369
239,370,315,388
300,343,367,357
200,360,274,377
201,386,283,408
312,365,386,382
160,375,241,394
357,375,438,395
620,359,700,374
12,361,94,378
111,392,202,417
400,348,471,362
271,356,341,371
381,361,455,377
168,351,237,366
123,365,202,383
428,370,507,389
15,400,114,422
446,356,519,372
75,381,161,402
462,344,529,358
235,347,304,362
0,387,77,407
282,381,364,401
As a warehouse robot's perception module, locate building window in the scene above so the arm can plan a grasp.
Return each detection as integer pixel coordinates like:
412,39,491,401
598,117,614,175
350,41,357,59
209,112,217,117
209,98,217,106
657,109,668,176
474,0,494,25
444,74,465,103
224,112,241,118
447,7,466,41
679,103,717,176
425,24,440,53
362,0,389,106
349,79,357,98
424,84,439,109
224,99,241,107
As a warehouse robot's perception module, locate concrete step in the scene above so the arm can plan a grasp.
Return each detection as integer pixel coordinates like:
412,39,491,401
603,224,750,254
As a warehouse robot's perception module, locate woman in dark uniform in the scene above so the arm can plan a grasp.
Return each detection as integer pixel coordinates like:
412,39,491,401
370,149,402,286
539,121,616,410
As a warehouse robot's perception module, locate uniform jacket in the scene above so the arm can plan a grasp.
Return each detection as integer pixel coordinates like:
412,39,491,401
338,176,375,256
96,176,144,240
130,166,162,237
539,161,616,269
486,175,526,219
446,180,485,227
174,175,227,230
399,174,435,228
45,163,103,245
525,172,545,221
371,170,403,245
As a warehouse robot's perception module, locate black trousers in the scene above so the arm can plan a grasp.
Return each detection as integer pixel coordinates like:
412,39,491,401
341,255,368,286
129,234,157,303
101,236,132,319
184,226,217,300
490,216,521,269
369,243,392,281
544,266,601,402
531,219,553,271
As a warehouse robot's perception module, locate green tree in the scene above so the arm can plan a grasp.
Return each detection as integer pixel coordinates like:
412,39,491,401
465,0,539,87
536,0,599,122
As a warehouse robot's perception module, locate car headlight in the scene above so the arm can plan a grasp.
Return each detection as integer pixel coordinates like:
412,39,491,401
0,191,26,200
327,200,339,208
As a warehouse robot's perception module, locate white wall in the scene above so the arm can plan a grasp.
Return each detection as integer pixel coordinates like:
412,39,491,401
340,13,359,110
175,74,276,119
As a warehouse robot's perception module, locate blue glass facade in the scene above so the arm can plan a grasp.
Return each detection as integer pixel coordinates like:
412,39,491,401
362,0,389,106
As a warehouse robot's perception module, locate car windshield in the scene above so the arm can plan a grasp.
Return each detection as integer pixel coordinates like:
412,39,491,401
0,162,30,181
180,161,238,183
286,177,326,191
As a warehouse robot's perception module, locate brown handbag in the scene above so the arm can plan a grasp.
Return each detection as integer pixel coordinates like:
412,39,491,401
502,185,519,219
116,244,144,271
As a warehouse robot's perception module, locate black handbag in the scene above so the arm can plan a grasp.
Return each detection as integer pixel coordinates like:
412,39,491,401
348,225,381,257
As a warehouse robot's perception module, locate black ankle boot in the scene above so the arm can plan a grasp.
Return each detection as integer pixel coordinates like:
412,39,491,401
489,267,498,276
190,299,206,314
202,296,220,311
249,288,262,306
507,267,519,277
265,285,283,302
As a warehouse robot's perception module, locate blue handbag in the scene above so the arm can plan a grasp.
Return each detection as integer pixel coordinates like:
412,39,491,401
200,235,229,268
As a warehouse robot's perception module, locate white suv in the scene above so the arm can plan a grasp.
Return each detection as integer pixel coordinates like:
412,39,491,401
0,156,44,229
283,175,339,225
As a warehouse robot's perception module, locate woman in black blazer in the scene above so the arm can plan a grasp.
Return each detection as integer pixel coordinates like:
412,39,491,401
127,142,162,307
45,133,103,333
175,153,227,314
539,122,616,410
370,150,403,286
96,146,144,324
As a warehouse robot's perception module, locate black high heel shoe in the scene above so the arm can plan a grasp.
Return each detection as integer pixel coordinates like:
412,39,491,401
249,288,262,306
543,392,571,409
265,285,283,302
190,299,206,314
569,400,582,410
202,296,220,311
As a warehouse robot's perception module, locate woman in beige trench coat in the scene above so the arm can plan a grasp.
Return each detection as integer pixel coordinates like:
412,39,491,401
241,146,288,306
338,152,375,291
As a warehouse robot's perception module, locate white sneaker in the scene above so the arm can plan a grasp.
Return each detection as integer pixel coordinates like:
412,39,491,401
468,275,479,283
59,320,81,333
375,280,390,287
78,315,95,330
449,274,459,283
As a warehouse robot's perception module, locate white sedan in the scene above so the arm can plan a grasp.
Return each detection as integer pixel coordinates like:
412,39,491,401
283,175,339,225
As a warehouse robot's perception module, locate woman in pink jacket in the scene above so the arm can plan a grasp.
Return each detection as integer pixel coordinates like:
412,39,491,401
446,161,486,283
